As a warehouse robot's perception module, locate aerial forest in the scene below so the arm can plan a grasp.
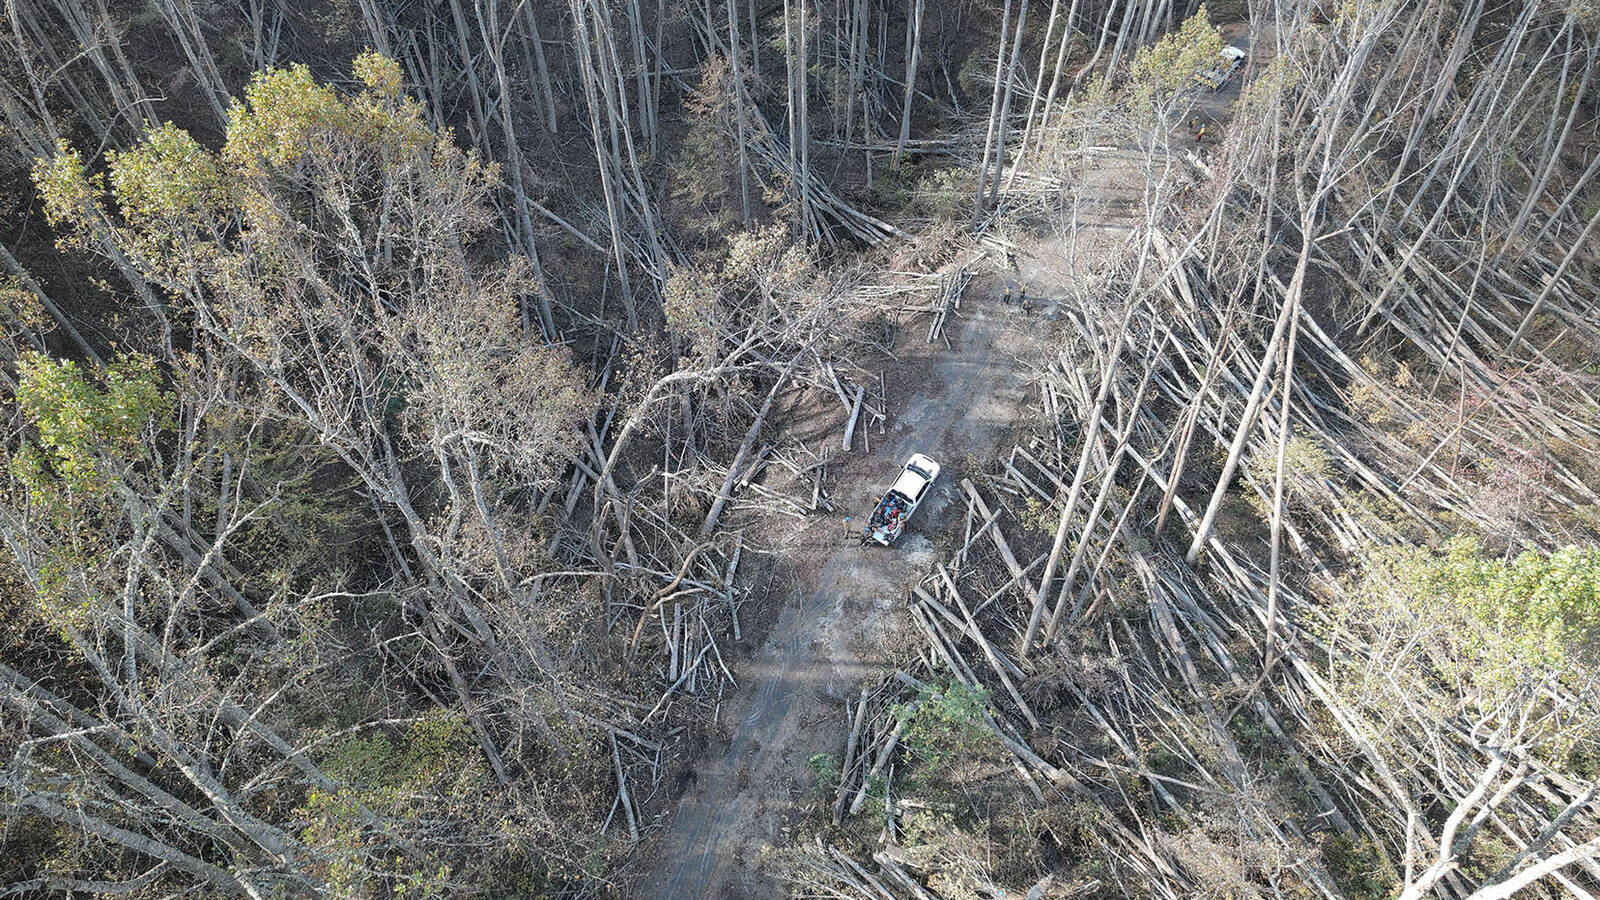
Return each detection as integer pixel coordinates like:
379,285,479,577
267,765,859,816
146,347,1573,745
0,0,1597,897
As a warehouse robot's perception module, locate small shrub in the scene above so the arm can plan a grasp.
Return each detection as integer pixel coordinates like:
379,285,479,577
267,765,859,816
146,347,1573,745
1323,833,1396,900
912,168,974,224
1245,431,1332,519
807,752,840,798
1021,495,1056,534
894,681,995,773
1475,443,1552,538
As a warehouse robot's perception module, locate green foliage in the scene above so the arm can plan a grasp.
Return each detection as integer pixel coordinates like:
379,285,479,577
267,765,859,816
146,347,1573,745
12,351,168,499
956,52,991,102
1358,535,1600,691
1128,7,1223,110
1323,536,1600,777
807,752,840,798
36,56,476,270
223,61,433,177
1569,0,1600,31
322,712,481,794
31,141,103,231
894,681,995,772
668,58,738,238
663,266,719,358
1245,432,1332,519
911,167,974,223
723,226,807,290
7,352,182,632
665,226,809,364
1322,833,1396,899
353,49,405,97
1020,494,1056,535
0,278,47,336
1057,798,1105,848
34,56,587,484
301,712,487,898
107,123,225,229
895,808,995,893
1234,53,1300,119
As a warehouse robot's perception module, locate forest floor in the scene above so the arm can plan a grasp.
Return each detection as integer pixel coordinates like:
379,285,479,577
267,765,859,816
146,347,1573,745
635,59,1248,896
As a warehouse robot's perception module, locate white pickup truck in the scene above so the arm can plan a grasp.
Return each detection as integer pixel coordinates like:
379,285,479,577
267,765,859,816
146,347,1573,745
862,454,941,546
1193,45,1247,91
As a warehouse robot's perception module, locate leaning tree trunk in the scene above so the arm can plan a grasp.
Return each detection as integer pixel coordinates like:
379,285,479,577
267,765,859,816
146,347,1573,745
985,0,1030,207
893,0,925,166
972,0,1015,217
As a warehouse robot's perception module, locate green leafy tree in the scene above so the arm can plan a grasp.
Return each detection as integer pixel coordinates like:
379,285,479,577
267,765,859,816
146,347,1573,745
12,351,167,500
1358,535,1600,692
7,53,605,898
34,53,593,755
1128,8,1224,116
895,681,997,774
7,351,167,628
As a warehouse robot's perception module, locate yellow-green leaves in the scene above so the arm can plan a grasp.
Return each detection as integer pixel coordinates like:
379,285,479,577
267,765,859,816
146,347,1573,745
723,224,808,290
6,351,166,626
665,226,810,364
33,52,456,249
107,123,225,228
663,266,718,354
30,52,475,309
301,713,482,898
32,140,104,231
1129,7,1223,107
353,49,404,98
0,277,48,334
13,351,168,499
222,57,432,178
1236,53,1299,119
1361,535,1600,693
223,65,351,173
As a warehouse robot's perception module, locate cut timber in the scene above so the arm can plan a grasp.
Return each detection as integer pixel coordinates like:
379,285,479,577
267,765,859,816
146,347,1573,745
938,565,1039,729
843,384,865,451
926,266,971,344
832,687,870,825
610,732,639,842
848,702,917,816
702,357,799,536
1150,229,1197,309
873,849,939,900
910,586,1024,679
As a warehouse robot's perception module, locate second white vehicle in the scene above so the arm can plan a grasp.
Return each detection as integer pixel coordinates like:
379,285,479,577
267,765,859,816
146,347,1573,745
1193,45,1247,91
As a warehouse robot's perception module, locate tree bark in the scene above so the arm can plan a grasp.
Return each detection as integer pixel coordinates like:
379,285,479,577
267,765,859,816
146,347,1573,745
973,0,1015,217
893,0,924,166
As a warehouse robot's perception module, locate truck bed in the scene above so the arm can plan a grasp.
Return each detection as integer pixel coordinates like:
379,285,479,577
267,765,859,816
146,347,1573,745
864,490,912,545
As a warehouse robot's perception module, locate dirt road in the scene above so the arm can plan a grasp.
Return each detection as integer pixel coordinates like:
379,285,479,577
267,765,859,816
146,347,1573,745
637,145,1151,900
633,281,1063,898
